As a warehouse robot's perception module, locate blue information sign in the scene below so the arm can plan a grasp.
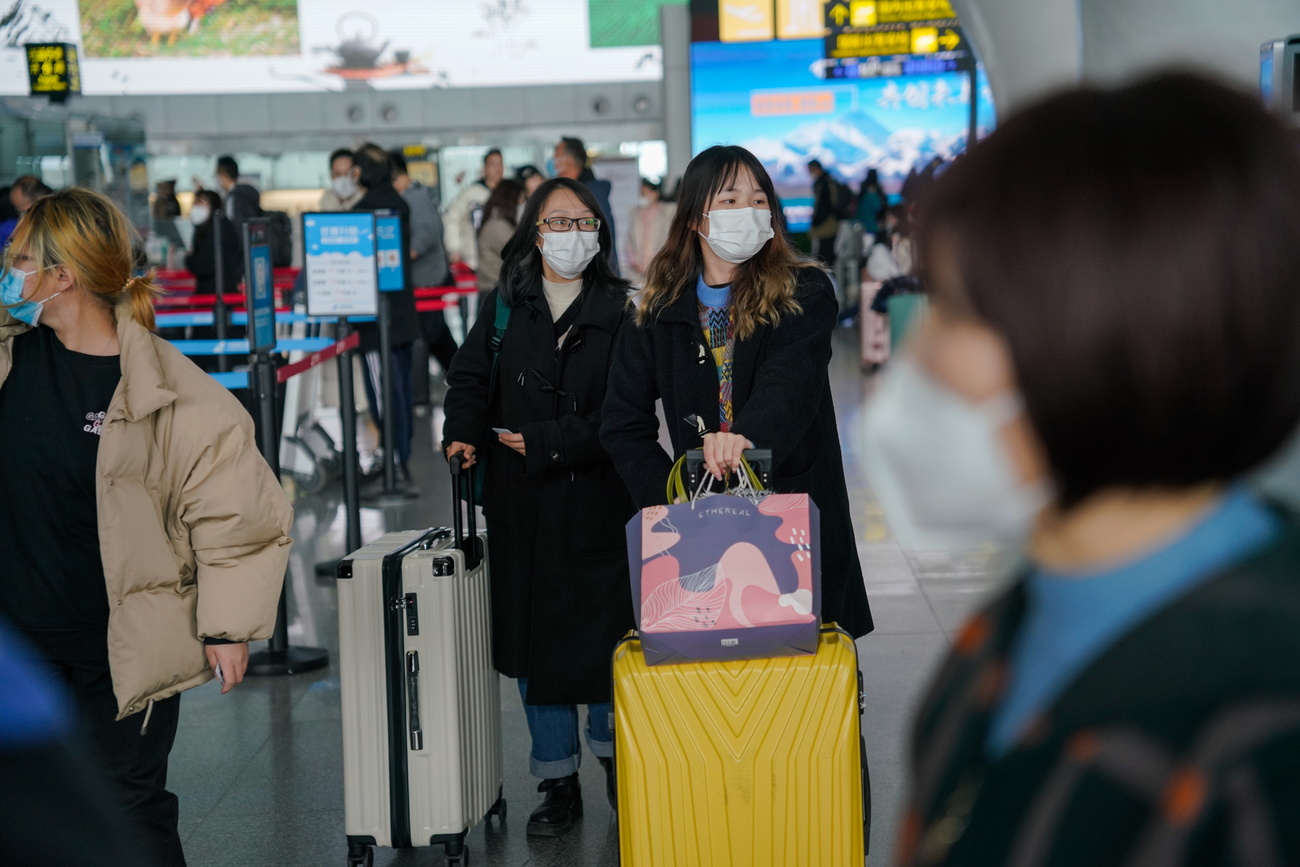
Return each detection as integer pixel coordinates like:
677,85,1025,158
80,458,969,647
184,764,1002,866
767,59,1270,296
243,220,276,353
375,211,405,293
303,212,379,318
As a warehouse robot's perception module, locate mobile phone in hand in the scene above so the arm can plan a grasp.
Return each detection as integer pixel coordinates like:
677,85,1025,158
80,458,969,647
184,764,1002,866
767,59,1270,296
492,428,516,435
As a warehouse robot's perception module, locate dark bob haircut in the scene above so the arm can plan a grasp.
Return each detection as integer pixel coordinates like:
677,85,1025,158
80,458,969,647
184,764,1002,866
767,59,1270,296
497,177,628,306
354,142,392,190
919,72,1300,508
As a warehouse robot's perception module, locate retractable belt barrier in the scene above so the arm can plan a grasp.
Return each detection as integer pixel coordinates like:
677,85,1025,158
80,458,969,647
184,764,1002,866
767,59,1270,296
201,333,360,391
172,337,337,356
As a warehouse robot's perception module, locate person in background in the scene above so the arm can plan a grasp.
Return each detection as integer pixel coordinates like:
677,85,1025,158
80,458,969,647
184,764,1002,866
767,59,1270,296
319,147,362,211
855,169,886,238
623,177,676,288
150,180,184,252
390,148,458,374
443,177,634,836
210,156,260,235
873,73,1300,867
0,188,291,867
0,187,18,248
806,159,838,267
865,204,914,282
444,148,503,270
601,144,874,644
185,189,242,297
475,178,524,295
515,164,546,197
553,136,620,276
350,143,420,482
10,175,53,218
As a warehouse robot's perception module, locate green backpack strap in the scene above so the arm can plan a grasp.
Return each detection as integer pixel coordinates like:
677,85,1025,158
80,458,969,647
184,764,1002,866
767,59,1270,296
486,293,511,403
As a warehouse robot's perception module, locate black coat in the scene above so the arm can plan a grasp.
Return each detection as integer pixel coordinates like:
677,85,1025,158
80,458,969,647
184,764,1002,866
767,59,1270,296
441,283,636,705
600,267,874,638
353,185,420,351
224,182,262,235
186,214,243,297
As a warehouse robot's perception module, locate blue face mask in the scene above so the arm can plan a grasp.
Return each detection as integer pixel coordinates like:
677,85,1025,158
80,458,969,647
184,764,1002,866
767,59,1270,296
0,264,60,326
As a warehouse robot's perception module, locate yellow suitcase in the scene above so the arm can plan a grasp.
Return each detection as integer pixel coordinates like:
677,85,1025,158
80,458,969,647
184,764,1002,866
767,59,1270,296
613,626,869,866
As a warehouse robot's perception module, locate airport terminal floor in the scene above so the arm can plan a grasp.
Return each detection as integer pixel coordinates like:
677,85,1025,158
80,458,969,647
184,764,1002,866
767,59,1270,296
164,328,1001,867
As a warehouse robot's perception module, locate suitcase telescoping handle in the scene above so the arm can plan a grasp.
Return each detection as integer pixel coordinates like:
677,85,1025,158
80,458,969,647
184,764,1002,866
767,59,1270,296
448,455,479,565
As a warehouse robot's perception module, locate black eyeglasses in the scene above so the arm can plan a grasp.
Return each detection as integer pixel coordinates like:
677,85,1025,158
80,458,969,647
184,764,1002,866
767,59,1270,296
535,217,601,233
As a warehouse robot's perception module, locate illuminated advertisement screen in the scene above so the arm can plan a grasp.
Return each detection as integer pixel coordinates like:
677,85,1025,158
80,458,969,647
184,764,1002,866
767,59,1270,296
0,0,675,96
691,37,994,231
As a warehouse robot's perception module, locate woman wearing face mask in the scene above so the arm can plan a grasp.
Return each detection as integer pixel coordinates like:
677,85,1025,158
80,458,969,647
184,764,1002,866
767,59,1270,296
475,178,525,295
623,177,677,288
871,74,1300,866
601,144,874,640
442,177,635,836
184,188,243,298
0,188,291,866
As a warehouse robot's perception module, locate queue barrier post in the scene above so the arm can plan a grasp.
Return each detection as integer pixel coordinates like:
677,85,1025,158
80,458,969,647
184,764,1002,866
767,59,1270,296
241,219,329,678
336,319,363,553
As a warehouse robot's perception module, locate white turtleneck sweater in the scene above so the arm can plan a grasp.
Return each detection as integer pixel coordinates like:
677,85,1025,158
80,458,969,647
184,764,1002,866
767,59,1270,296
541,276,582,323
541,277,583,346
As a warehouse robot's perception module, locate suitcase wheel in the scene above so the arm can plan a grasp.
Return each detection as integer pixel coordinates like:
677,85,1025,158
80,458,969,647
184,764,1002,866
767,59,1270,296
345,847,372,867
487,795,507,823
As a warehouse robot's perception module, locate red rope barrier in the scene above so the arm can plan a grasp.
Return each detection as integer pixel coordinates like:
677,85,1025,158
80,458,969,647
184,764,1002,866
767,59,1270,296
275,332,360,384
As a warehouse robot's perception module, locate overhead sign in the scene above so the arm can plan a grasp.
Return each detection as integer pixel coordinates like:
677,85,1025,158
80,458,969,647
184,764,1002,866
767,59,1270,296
243,219,276,354
823,0,966,75
302,212,379,319
25,43,80,102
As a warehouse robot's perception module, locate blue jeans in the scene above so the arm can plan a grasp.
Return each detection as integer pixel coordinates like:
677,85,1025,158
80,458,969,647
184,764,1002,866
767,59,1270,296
517,679,612,780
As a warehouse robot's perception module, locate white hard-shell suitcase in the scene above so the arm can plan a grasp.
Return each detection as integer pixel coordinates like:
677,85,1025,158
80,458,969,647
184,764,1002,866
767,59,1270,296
338,459,504,867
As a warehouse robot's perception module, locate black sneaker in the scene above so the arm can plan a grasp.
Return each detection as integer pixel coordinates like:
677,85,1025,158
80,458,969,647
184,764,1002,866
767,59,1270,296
526,773,583,837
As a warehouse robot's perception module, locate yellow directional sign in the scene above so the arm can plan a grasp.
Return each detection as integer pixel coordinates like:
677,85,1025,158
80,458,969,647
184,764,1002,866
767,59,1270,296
826,24,964,59
828,2,850,26
25,43,80,102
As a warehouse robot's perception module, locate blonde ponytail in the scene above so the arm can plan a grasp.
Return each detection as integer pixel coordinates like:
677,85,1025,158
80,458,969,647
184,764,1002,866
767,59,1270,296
123,274,162,331
6,188,166,333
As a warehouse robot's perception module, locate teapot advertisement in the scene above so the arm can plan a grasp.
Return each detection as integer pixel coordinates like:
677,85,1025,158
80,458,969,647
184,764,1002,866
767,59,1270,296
0,0,670,94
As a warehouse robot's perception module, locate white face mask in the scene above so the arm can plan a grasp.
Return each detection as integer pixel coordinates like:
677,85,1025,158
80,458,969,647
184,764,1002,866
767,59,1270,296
189,205,211,225
860,356,1049,549
331,174,358,201
540,230,600,280
700,207,775,264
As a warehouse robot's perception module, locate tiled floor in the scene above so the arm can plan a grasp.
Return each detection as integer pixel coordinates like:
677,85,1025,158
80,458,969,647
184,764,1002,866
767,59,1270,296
170,330,1003,866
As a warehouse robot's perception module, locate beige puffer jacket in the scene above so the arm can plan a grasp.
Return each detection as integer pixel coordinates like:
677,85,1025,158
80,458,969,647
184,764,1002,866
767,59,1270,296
0,300,293,720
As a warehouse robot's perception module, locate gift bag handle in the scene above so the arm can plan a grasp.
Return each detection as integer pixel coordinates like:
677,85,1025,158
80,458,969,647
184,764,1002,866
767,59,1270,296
666,449,771,504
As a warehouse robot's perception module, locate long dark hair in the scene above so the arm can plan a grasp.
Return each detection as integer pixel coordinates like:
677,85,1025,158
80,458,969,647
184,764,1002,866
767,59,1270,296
478,179,524,235
497,177,629,307
637,145,812,338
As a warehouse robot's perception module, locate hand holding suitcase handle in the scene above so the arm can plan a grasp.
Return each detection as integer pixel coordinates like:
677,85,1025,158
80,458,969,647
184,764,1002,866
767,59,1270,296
700,431,755,481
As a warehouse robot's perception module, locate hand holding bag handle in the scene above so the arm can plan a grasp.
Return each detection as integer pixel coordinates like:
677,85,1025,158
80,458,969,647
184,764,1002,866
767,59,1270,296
671,448,772,503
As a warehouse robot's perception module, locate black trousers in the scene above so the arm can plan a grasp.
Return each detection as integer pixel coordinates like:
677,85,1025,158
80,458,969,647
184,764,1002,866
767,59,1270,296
420,310,460,371
47,651,186,867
